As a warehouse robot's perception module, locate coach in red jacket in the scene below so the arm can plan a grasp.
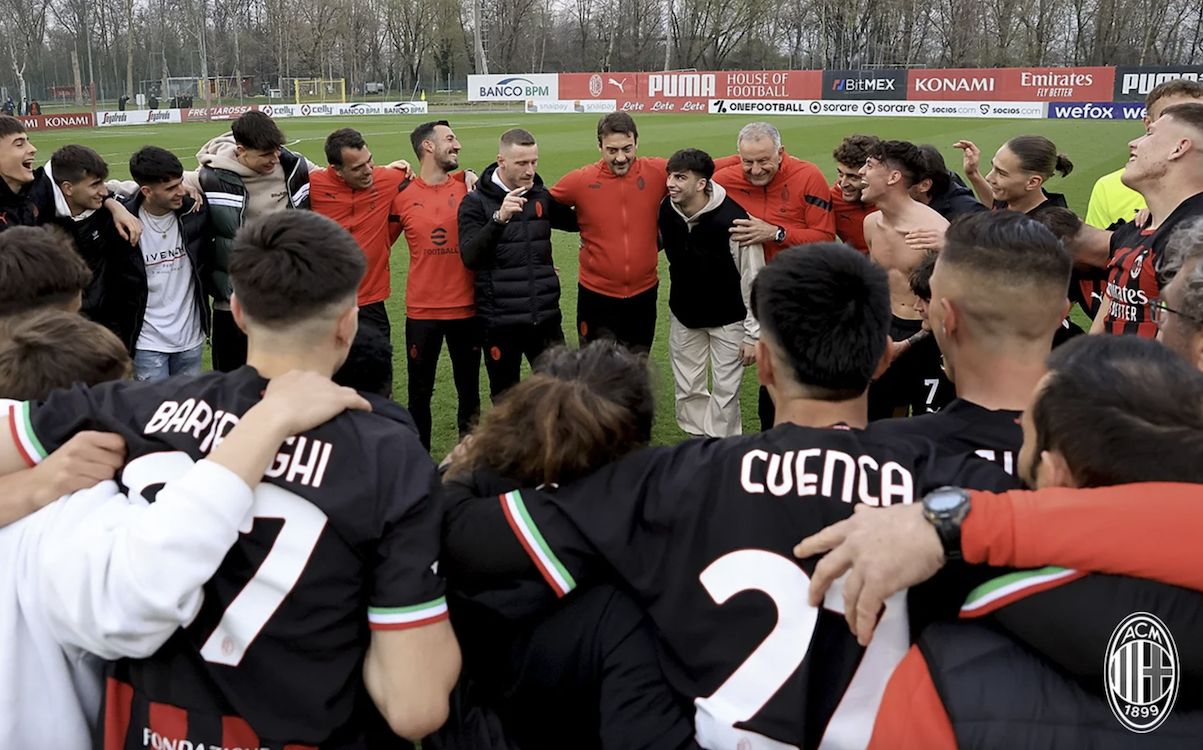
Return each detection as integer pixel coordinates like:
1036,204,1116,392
714,121,836,429
713,121,836,262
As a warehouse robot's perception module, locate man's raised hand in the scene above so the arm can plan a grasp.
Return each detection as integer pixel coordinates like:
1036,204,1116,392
794,503,946,645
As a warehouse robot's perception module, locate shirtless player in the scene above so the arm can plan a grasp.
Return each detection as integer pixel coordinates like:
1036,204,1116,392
860,140,954,419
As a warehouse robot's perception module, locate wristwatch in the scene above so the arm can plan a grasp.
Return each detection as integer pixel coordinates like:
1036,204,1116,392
921,486,971,561
492,210,508,225
773,225,786,243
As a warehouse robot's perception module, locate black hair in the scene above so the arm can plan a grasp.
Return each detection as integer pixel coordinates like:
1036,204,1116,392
666,148,715,180
228,212,366,326
50,144,108,184
324,128,366,166
409,120,451,159
231,111,285,152
909,251,938,302
751,243,890,400
597,111,638,144
941,211,1070,292
916,144,951,197
129,145,184,186
867,140,926,187
1033,335,1203,486
0,226,91,316
1029,205,1083,242
333,324,393,398
1005,135,1072,178
0,114,25,139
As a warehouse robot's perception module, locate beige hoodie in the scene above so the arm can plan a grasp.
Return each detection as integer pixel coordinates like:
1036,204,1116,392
183,133,320,222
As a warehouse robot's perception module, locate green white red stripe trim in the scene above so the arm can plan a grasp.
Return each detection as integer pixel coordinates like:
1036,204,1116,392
499,490,577,597
960,566,1086,618
9,401,48,466
368,598,449,630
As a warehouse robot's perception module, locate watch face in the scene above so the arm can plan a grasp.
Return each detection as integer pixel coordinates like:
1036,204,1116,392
926,489,966,513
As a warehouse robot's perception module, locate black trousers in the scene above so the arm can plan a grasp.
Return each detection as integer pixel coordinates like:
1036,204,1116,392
357,302,394,396
405,317,482,451
482,318,564,400
436,586,700,750
868,316,955,421
758,386,775,432
210,308,247,373
577,283,658,353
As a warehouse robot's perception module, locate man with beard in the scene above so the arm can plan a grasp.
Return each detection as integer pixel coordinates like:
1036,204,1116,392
830,134,879,253
389,120,481,450
310,128,427,396
551,113,664,350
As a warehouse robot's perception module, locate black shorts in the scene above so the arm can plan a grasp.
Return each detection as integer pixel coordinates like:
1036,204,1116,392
868,316,954,420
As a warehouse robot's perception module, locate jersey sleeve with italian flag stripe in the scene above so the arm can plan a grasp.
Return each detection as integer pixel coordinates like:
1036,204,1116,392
10,383,128,466
963,571,1203,682
367,441,449,630
497,488,602,598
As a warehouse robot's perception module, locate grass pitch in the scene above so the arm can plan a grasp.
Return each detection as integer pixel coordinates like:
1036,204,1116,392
32,113,1138,456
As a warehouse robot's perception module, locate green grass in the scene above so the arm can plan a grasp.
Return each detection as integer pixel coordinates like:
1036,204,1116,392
30,113,1138,457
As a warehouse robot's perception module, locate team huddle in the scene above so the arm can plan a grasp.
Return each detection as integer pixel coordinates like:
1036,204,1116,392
0,77,1202,750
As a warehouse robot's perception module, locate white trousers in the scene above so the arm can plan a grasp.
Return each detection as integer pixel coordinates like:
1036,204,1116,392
669,313,745,437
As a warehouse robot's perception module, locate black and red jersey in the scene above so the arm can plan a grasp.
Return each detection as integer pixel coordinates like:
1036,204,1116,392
1104,191,1203,337
443,424,1018,748
11,367,446,748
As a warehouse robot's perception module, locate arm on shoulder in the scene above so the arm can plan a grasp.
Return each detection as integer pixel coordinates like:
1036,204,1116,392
364,621,461,740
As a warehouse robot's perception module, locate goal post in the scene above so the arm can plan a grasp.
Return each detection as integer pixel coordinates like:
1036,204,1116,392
293,78,346,104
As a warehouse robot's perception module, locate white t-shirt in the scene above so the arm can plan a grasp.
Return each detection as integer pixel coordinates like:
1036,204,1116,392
136,208,205,353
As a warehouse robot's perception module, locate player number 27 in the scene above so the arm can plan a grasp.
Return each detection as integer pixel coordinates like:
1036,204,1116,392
122,450,328,667
694,549,906,749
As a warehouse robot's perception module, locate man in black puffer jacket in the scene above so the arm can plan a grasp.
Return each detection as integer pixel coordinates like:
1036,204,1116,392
459,128,578,399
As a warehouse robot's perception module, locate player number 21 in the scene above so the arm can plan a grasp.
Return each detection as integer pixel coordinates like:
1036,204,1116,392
122,450,328,667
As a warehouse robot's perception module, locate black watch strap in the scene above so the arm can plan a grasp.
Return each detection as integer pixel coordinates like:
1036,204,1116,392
922,487,971,562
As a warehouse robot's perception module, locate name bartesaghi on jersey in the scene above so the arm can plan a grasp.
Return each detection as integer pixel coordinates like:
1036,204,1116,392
144,398,333,488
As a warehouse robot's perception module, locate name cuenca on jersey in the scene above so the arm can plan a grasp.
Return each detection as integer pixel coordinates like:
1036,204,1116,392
443,423,1017,750
8,367,447,749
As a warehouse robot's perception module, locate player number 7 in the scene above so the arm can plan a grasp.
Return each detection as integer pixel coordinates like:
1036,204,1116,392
122,450,328,667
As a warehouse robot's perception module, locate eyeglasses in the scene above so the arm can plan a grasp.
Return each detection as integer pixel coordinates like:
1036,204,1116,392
1151,298,1203,327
